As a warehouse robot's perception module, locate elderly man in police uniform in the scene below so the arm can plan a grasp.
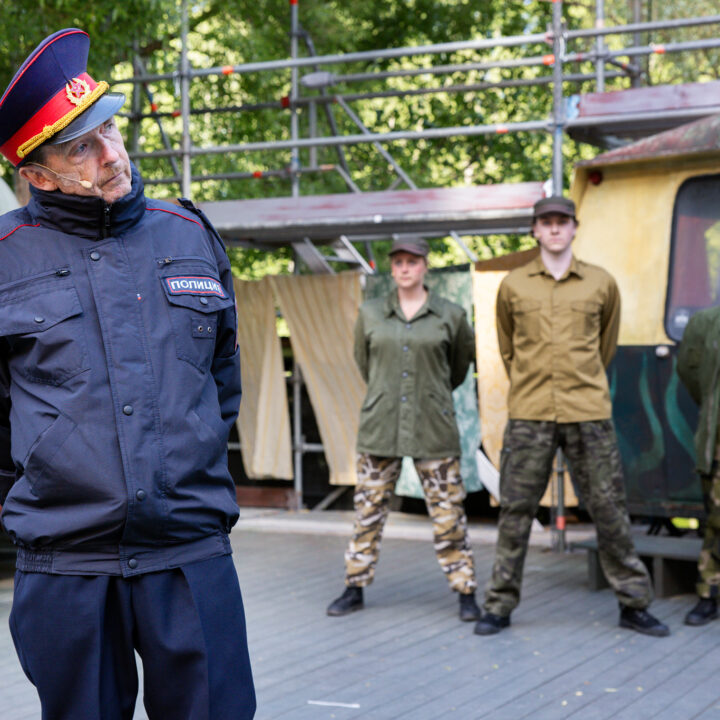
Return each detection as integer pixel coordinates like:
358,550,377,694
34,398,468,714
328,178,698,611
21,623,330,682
475,196,669,638
0,29,255,719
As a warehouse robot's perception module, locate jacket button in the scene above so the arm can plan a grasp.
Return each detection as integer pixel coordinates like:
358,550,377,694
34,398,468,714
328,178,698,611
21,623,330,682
403,345,409,352
90,251,100,261
200,297,209,305
136,489,146,501
34,316,45,324
402,371,408,378
406,323,411,329
197,325,204,332
123,405,134,415
128,558,138,569
401,396,407,402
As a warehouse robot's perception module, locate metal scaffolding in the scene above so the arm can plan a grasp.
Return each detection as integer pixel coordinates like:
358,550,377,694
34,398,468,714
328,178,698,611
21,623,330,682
112,1,720,509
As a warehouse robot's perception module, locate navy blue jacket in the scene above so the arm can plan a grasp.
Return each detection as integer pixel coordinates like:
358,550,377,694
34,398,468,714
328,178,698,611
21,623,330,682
0,165,241,576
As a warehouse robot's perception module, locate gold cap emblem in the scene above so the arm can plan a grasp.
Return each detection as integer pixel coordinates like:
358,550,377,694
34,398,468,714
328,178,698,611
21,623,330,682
65,77,91,106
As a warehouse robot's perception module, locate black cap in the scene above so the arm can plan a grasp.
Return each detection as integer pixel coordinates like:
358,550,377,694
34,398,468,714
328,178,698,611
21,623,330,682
388,237,429,257
533,196,576,220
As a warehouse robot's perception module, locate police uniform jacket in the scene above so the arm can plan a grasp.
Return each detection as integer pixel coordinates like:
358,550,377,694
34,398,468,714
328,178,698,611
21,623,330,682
0,164,241,577
354,289,474,459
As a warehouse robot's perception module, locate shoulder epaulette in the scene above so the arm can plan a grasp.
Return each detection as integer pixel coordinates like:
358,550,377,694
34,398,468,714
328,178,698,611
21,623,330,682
176,197,228,253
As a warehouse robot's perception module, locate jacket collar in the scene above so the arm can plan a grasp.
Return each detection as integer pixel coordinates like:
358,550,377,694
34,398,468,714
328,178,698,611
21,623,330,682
526,254,584,280
385,286,440,320
27,162,146,239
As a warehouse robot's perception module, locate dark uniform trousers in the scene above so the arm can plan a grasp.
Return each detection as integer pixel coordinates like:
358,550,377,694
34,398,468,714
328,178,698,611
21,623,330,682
9,554,256,720
484,419,652,617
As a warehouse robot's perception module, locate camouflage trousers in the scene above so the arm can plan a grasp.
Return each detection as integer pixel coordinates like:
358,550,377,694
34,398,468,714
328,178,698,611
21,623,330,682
697,464,720,598
484,419,652,616
344,453,477,594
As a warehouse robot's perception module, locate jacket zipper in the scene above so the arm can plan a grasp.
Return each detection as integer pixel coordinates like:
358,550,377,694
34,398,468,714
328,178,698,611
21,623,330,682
156,256,216,268
0,267,71,292
102,204,111,238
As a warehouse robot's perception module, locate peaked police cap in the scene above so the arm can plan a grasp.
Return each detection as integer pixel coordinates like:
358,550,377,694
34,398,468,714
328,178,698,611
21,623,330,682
0,28,125,167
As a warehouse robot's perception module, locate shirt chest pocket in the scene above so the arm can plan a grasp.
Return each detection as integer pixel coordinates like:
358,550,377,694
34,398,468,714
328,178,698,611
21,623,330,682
571,300,602,339
158,261,234,373
0,276,88,386
511,298,541,341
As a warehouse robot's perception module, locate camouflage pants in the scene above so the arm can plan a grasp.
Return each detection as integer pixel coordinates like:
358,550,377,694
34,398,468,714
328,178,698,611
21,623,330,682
344,453,477,594
484,419,652,616
697,464,720,598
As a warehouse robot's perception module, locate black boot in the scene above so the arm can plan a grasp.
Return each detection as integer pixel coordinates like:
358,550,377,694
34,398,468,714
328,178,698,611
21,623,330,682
474,612,510,636
459,592,481,622
684,597,718,626
327,586,364,616
619,605,670,637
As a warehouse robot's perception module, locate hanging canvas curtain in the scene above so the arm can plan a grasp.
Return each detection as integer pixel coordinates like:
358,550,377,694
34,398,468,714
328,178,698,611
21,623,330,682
270,272,365,485
234,276,293,480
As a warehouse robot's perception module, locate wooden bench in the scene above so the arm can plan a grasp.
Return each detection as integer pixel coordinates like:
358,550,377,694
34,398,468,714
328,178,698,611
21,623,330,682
571,534,702,598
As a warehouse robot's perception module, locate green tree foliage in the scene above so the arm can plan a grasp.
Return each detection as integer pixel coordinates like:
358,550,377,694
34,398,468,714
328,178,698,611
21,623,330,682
0,1,717,274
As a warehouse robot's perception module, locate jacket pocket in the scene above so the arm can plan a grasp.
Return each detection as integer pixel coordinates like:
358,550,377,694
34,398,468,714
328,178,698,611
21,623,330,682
571,300,602,339
157,259,234,373
0,275,89,386
511,298,541,341
22,412,77,500
361,391,384,412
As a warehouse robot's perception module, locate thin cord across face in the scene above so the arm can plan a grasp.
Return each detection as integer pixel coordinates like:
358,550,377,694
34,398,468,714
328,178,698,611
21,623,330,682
27,162,93,189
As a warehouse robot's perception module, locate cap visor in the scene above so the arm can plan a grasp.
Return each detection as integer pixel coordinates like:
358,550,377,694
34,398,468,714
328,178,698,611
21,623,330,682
47,92,125,145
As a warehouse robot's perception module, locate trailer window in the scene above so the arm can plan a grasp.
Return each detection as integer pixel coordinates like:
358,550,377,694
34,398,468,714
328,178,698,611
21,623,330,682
666,174,720,341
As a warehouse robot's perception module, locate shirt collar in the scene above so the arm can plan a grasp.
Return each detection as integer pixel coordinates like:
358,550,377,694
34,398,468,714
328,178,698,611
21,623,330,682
526,254,584,280
385,286,438,319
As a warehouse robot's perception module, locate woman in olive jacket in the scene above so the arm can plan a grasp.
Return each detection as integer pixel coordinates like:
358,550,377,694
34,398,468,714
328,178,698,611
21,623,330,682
326,238,480,622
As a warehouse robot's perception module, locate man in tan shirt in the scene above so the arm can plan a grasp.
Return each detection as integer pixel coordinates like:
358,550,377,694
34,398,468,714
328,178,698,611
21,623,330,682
475,196,669,637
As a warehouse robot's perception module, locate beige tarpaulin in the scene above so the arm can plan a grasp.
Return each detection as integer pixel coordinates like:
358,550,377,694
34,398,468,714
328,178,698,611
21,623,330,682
270,272,365,486
234,277,293,480
473,263,578,507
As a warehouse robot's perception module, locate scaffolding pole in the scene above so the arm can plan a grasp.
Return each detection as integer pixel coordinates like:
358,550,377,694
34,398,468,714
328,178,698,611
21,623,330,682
595,0,606,92
180,0,191,197
552,1,565,195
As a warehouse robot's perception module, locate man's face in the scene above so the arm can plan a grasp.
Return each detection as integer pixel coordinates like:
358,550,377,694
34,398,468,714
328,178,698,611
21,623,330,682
532,213,577,255
37,117,132,204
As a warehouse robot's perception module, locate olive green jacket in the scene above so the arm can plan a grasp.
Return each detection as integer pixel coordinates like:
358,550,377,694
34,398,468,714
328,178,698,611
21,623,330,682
676,305,720,474
354,289,475,458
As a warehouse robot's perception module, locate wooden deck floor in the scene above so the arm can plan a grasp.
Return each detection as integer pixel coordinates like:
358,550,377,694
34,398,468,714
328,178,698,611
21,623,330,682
1,518,719,719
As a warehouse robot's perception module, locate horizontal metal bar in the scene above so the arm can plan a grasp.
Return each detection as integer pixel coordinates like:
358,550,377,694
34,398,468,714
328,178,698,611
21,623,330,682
129,97,719,168
123,70,625,124
566,105,720,128
133,101,720,161
142,164,338,186
605,37,720,59
113,32,550,85
129,119,550,160
565,14,720,40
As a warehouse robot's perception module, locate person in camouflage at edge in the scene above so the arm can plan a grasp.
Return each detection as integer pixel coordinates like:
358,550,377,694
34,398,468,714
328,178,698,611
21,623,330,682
326,237,480,622
475,196,669,638
677,306,720,626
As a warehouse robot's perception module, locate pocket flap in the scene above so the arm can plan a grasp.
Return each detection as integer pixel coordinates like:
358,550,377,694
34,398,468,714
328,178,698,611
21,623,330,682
160,272,234,314
511,298,541,314
571,300,601,314
0,287,82,335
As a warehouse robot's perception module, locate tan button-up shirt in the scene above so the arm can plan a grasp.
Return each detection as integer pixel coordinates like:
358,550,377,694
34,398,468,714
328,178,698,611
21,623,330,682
496,255,620,422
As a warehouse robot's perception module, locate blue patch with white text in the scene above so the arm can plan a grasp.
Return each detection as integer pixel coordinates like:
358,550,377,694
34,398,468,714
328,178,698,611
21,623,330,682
165,275,227,298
